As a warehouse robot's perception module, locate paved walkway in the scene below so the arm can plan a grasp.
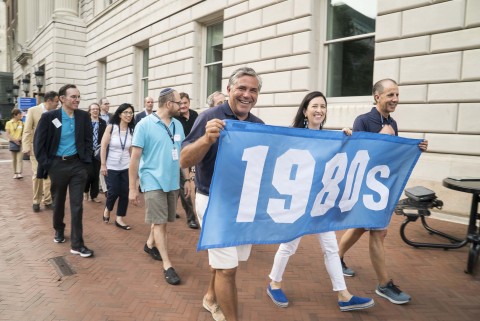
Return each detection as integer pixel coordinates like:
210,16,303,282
0,148,479,321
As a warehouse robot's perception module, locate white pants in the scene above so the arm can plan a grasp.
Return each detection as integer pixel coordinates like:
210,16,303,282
196,193,251,269
269,232,346,292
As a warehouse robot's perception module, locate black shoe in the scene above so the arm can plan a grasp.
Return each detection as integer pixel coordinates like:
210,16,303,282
144,243,162,261
70,246,94,258
44,203,54,210
175,213,180,218
115,221,131,230
54,230,65,243
33,204,40,212
188,221,199,229
164,267,181,285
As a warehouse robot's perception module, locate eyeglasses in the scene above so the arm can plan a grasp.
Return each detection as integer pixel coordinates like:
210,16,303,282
122,111,134,116
170,101,182,106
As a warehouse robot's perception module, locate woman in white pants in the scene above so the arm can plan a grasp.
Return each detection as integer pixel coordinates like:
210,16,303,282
267,91,374,312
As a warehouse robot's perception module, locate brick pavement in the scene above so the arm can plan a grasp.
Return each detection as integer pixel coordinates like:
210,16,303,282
0,148,479,321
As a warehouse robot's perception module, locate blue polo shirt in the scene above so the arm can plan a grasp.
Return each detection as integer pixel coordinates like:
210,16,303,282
353,107,398,136
182,102,264,195
132,114,185,192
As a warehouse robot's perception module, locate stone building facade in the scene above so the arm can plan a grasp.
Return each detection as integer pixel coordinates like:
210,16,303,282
5,0,480,218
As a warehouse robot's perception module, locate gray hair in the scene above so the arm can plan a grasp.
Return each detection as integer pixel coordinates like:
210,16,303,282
228,67,262,92
207,91,224,107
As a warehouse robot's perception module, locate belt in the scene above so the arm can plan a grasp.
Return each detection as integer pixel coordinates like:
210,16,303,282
55,154,79,161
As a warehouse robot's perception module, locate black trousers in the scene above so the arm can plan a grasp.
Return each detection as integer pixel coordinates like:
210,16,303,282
84,157,101,199
179,169,196,223
105,169,129,216
49,158,88,249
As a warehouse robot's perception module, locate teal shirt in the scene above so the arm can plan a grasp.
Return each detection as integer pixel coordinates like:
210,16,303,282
131,114,185,192
56,108,77,156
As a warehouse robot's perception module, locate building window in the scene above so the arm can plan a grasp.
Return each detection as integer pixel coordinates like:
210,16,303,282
97,60,107,98
141,48,149,100
325,0,376,97
205,21,223,98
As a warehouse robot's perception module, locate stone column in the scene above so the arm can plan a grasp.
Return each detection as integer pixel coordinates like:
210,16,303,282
39,0,55,27
17,0,27,44
53,0,79,17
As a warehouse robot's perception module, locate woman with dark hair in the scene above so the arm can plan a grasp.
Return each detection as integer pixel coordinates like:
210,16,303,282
5,108,24,179
84,103,107,202
100,103,135,230
266,91,374,312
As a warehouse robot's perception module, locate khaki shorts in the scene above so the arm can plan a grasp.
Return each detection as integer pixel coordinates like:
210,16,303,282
196,192,251,269
144,189,179,224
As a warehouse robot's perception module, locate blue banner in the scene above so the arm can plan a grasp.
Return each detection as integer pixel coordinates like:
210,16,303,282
198,120,422,250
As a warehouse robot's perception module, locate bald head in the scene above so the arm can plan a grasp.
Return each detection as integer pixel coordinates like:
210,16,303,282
144,96,154,113
372,79,398,103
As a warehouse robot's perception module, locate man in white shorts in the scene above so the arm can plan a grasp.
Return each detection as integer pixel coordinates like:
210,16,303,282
181,67,264,321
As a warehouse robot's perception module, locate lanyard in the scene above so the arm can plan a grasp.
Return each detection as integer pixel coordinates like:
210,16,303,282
153,113,176,145
118,125,129,151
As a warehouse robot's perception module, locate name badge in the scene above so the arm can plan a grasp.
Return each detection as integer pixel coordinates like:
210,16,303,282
52,118,62,128
172,148,179,160
174,134,181,142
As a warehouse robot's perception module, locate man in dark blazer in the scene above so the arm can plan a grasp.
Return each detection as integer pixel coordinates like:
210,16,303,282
134,96,155,124
34,84,94,258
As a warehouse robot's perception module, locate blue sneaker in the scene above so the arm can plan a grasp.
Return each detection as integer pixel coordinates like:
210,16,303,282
376,280,411,304
267,285,289,308
338,296,375,312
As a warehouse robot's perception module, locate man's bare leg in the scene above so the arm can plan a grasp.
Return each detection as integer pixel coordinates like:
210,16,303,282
204,267,217,304
369,229,389,285
215,267,238,321
153,223,172,269
146,224,155,248
338,228,366,258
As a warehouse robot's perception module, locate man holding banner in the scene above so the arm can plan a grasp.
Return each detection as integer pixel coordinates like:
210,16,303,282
339,79,428,305
181,67,264,321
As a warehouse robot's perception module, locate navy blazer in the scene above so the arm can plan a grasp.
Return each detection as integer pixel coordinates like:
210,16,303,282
34,108,93,178
134,110,147,125
96,117,107,149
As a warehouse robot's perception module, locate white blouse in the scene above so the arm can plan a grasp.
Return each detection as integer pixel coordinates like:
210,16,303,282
106,124,132,171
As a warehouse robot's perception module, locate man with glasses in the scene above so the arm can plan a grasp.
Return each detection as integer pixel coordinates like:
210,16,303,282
174,92,199,229
99,97,112,124
129,88,192,285
98,97,111,193
34,84,94,258
22,90,59,213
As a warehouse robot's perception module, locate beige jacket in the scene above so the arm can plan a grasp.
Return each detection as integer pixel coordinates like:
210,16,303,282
22,104,44,154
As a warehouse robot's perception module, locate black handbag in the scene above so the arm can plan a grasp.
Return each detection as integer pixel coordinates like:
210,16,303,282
9,141,21,152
